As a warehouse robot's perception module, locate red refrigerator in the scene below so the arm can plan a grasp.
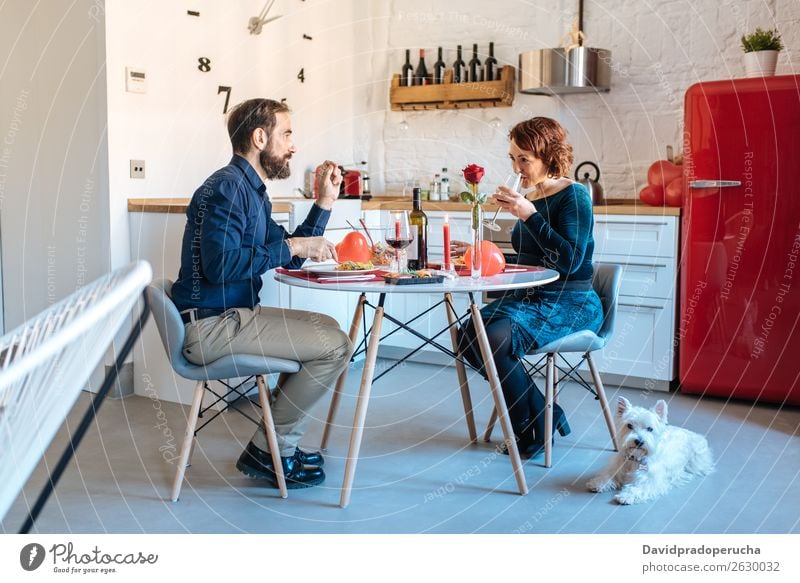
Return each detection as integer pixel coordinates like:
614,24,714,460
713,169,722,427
680,75,800,405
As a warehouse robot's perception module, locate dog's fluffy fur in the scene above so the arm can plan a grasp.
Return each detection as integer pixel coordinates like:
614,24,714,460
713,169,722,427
587,397,714,505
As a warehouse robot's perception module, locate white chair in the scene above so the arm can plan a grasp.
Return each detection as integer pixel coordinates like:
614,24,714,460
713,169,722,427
0,261,152,532
146,279,301,501
485,263,622,467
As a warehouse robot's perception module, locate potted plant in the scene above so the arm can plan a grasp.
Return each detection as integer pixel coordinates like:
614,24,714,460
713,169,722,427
741,27,783,77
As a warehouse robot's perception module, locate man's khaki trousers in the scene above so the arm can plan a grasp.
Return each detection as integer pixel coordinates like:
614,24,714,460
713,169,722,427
183,306,353,456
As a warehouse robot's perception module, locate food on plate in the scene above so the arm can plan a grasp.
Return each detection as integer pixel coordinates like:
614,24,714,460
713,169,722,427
338,261,374,271
384,269,432,278
335,231,373,263
370,241,394,265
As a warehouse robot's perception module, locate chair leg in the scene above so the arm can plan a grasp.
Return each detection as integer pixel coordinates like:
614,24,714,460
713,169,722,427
321,293,365,450
171,380,205,502
445,293,477,444
256,375,288,499
586,352,619,451
544,354,555,468
483,408,498,443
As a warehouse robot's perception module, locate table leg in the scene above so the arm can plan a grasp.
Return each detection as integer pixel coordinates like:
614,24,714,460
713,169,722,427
321,293,366,450
444,293,477,444
468,302,528,496
340,296,385,508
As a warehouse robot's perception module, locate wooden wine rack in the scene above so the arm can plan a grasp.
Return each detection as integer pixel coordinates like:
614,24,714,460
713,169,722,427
390,66,515,111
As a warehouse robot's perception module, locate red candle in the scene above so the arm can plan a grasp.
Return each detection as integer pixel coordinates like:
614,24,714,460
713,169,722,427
394,218,401,240
443,215,451,270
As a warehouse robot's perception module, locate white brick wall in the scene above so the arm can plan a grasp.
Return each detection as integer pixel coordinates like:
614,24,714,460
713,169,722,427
368,0,798,199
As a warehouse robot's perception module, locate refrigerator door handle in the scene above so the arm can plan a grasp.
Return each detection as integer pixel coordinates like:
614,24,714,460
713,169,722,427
688,180,742,188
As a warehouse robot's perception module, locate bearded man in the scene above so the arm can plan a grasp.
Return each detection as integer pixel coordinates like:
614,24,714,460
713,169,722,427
171,98,352,489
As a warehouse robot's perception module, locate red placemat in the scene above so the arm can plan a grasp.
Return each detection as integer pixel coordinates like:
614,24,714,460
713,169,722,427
276,267,386,284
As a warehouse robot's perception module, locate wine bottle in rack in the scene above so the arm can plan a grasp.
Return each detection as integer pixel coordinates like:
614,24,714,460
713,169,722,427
452,45,466,83
401,49,413,87
414,49,429,86
408,187,428,270
483,41,497,82
467,43,482,82
433,47,446,84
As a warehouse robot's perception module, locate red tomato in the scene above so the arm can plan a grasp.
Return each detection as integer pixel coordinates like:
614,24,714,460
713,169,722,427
639,184,665,207
664,177,684,207
647,160,682,188
335,232,373,263
463,240,506,276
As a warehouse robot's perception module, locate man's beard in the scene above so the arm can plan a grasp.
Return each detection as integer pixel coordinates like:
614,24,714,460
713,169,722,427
260,147,291,180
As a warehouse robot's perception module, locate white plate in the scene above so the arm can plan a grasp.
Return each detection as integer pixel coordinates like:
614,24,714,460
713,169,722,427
302,263,378,276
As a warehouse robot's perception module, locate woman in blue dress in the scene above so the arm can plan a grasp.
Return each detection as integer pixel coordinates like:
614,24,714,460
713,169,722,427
457,117,603,458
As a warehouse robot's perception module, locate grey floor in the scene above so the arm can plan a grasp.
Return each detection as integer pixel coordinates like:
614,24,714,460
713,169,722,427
3,359,799,534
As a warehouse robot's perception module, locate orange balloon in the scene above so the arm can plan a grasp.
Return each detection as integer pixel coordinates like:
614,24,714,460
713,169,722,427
463,240,506,276
647,160,682,189
639,184,665,207
335,232,373,263
664,177,684,207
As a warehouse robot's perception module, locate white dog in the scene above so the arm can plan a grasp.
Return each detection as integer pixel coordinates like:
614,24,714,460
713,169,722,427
586,397,714,505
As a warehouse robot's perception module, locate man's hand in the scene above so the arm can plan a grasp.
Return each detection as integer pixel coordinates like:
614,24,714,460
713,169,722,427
315,160,342,210
287,236,338,263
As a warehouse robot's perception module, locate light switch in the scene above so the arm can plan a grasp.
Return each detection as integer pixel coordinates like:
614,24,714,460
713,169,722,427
126,67,147,93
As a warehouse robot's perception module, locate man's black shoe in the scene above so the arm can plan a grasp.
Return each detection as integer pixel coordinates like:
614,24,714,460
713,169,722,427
295,448,324,467
236,443,325,489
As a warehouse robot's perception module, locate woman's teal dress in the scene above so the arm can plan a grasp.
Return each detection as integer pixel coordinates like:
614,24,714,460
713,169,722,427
480,182,603,357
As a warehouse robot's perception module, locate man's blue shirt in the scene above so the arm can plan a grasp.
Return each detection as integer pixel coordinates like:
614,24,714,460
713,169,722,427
171,155,330,311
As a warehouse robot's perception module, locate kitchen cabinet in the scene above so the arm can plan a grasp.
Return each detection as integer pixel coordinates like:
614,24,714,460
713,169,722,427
587,214,679,391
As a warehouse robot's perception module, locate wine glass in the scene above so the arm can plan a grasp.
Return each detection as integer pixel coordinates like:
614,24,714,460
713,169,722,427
484,172,522,232
384,211,414,273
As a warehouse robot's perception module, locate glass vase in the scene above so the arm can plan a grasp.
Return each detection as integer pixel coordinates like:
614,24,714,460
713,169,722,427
470,203,483,280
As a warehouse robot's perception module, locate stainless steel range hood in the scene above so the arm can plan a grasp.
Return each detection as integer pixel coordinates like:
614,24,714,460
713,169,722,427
519,47,611,95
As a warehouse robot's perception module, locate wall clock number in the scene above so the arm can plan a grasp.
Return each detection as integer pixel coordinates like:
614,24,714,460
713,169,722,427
297,68,305,83
187,10,200,16
198,57,211,73
303,34,313,40
280,98,287,104
218,86,232,114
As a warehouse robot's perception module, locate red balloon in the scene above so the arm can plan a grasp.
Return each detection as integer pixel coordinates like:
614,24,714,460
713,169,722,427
463,240,506,276
647,160,682,188
639,184,665,207
664,177,684,207
335,232,373,263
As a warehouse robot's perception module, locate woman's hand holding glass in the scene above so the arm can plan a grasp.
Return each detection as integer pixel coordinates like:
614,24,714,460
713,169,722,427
493,184,537,221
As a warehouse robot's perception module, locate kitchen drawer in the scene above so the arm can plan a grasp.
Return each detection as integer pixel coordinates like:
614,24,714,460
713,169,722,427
594,215,678,258
594,256,677,300
586,296,676,383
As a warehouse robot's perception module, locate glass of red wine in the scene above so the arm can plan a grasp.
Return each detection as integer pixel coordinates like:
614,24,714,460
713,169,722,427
384,211,414,273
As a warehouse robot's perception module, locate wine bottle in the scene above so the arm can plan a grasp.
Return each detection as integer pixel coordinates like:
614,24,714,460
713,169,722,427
483,41,497,82
467,43,482,82
408,187,428,270
414,49,429,86
433,47,446,84
401,49,413,87
452,45,466,83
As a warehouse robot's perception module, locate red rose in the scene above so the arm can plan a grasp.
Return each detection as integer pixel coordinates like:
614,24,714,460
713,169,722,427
462,164,485,185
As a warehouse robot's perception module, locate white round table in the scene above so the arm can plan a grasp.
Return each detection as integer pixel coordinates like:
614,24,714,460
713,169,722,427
275,267,560,507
